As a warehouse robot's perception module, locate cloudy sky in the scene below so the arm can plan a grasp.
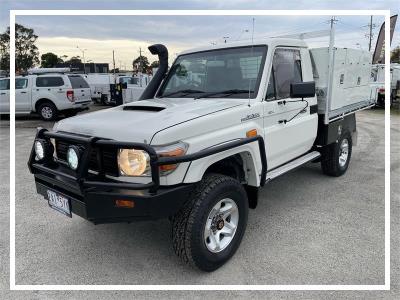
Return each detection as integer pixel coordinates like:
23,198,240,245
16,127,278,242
1,0,399,68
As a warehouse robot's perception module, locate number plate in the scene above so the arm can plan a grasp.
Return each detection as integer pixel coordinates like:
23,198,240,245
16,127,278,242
47,190,72,217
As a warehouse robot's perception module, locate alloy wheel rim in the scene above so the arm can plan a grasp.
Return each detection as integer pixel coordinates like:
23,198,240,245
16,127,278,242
41,106,53,119
203,198,239,253
339,138,349,167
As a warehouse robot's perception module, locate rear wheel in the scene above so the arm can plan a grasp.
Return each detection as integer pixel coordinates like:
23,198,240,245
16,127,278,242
38,102,58,121
172,173,248,272
321,131,352,177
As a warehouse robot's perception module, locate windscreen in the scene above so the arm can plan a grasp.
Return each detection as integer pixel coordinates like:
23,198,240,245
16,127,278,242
158,45,267,99
68,75,90,88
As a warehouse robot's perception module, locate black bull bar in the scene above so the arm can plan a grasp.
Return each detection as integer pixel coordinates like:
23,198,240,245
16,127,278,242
28,128,267,194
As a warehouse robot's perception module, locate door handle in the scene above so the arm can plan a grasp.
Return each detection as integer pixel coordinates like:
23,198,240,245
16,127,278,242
21,91,27,94
0,92,5,95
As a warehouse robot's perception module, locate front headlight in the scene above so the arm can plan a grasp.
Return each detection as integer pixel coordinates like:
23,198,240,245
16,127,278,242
117,141,188,177
118,149,150,176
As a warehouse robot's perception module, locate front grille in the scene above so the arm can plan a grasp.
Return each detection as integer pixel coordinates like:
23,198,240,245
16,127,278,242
56,140,119,176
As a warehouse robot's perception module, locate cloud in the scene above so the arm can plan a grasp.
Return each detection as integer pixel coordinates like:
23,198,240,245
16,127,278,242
0,0,398,67
36,36,187,67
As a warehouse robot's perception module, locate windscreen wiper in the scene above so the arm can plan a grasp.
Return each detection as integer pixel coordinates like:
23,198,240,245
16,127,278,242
159,89,205,98
194,89,253,99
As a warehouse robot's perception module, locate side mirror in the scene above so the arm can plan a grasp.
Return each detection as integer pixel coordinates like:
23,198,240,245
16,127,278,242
290,81,315,98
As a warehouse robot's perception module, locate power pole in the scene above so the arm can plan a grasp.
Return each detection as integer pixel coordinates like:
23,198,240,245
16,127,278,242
112,50,116,83
369,16,373,51
365,15,376,52
251,18,255,44
139,47,142,73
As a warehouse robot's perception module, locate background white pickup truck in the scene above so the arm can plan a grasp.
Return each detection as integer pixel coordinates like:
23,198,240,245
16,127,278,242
81,73,151,105
0,72,92,120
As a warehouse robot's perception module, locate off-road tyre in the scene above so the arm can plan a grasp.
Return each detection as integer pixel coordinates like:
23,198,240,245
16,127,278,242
172,173,248,272
321,131,352,177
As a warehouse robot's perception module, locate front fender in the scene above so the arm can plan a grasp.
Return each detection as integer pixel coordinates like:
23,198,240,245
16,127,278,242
183,141,264,187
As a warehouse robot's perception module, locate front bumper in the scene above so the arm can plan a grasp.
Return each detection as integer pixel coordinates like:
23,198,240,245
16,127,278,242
28,128,266,224
34,173,194,224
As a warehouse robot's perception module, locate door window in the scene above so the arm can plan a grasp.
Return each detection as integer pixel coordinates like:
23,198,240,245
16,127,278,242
16,78,28,89
0,79,10,90
36,76,64,87
266,48,302,100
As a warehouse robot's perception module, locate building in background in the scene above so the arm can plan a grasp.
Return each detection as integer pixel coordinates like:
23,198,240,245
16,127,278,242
56,62,109,74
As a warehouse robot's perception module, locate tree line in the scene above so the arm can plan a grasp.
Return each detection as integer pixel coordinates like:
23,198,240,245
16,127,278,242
0,23,160,74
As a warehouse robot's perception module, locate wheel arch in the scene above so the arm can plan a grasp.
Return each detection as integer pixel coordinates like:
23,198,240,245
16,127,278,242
34,98,56,112
183,145,262,187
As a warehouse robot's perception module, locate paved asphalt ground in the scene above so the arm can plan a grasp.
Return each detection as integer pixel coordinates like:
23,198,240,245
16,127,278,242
0,106,399,299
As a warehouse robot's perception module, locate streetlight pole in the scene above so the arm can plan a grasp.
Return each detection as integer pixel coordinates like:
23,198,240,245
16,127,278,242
77,46,87,74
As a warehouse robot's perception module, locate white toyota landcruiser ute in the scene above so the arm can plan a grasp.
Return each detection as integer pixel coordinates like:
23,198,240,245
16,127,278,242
0,69,91,120
29,39,374,271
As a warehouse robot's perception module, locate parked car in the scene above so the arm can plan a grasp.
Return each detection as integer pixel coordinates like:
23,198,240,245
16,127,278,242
0,71,92,120
370,63,400,107
29,39,374,271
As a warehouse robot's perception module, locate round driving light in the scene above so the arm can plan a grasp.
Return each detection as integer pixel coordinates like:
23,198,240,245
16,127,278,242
118,149,149,176
67,146,80,170
34,140,45,160
34,139,53,162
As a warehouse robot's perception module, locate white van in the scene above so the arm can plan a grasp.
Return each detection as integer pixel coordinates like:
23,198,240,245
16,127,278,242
0,73,92,120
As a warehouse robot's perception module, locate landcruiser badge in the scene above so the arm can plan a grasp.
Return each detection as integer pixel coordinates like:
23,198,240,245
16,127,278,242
241,113,260,122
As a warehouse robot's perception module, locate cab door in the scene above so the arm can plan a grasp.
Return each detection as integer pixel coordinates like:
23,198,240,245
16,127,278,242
15,78,31,113
0,78,10,114
263,47,317,170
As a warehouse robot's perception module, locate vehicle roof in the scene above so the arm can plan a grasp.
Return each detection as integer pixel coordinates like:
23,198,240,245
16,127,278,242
178,38,308,56
35,73,71,76
3,74,77,79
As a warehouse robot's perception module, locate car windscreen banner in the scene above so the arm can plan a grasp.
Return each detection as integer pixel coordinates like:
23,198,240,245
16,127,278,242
372,14,397,64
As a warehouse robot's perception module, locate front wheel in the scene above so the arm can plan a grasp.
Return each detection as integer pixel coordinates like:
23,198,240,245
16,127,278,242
321,131,352,177
172,173,248,272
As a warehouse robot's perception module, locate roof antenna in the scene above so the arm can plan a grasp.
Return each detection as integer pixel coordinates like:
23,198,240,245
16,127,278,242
248,17,255,107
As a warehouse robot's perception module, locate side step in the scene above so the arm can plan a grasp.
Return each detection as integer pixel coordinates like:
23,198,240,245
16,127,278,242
265,151,321,182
